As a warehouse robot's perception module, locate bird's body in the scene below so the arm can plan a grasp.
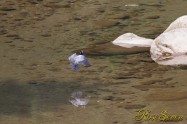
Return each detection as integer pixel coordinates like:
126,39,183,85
68,51,91,71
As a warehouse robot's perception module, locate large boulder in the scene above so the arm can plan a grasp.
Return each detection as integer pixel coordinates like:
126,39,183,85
164,15,187,33
150,28,187,65
112,33,153,48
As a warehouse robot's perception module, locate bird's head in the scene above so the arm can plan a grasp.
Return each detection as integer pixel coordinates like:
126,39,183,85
79,50,84,55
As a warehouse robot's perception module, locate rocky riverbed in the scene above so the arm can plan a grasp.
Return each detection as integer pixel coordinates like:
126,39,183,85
0,0,187,124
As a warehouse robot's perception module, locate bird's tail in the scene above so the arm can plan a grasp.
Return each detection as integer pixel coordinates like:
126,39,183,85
71,63,80,71
84,60,91,67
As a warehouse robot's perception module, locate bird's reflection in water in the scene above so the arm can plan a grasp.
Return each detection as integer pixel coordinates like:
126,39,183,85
70,91,91,108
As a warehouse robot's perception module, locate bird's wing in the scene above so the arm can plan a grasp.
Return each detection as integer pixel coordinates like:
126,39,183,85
68,53,77,63
76,56,91,67
82,59,91,67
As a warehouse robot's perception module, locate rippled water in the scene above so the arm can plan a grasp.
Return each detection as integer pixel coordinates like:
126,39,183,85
1,0,187,124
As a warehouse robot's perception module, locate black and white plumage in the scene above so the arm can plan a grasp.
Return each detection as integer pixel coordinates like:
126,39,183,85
68,50,91,71
69,91,91,108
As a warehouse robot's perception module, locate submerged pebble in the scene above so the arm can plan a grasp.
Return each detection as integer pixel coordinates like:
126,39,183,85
124,104,146,109
95,21,119,27
107,14,130,19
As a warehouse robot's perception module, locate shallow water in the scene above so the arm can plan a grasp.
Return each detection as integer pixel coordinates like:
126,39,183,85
0,0,187,124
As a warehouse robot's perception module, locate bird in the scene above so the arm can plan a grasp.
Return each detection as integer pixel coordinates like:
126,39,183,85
68,50,91,71
69,91,91,108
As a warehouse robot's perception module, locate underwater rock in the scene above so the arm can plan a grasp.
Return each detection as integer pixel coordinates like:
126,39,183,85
79,43,150,56
125,4,139,7
150,28,187,65
107,14,130,19
145,15,160,19
0,7,16,11
95,21,119,27
112,33,153,48
124,104,146,109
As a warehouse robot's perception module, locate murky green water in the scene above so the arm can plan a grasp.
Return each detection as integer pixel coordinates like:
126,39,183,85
1,0,187,124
